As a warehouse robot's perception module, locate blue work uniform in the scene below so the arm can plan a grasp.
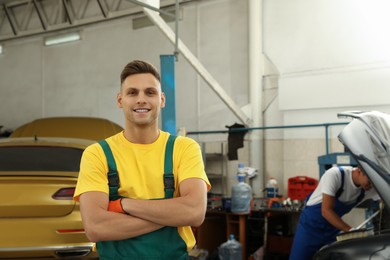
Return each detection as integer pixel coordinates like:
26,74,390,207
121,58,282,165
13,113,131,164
289,167,364,260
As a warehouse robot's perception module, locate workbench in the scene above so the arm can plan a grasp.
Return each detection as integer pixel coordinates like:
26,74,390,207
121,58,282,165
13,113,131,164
259,208,300,258
195,209,300,259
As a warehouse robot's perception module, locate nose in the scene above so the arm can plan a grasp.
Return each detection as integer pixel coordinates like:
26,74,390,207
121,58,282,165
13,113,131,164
136,93,147,104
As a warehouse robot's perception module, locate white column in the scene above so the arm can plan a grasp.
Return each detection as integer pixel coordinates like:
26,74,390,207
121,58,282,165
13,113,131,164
248,0,264,196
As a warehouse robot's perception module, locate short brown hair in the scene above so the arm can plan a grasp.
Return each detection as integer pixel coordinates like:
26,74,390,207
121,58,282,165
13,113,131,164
120,60,161,85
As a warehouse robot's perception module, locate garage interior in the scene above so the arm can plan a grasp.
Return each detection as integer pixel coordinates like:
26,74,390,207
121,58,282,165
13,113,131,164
1,0,390,259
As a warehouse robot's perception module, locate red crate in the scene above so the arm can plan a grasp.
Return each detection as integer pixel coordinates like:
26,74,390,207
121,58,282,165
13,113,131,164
288,176,318,201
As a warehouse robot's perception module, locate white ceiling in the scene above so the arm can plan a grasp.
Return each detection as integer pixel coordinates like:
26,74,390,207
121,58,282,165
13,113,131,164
0,0,187,42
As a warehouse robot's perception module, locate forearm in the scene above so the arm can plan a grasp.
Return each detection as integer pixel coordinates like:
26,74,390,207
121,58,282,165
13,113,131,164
79,192,163,242
322,210,351,232
83,211,163,242
121,179,208,227
122,196,206,227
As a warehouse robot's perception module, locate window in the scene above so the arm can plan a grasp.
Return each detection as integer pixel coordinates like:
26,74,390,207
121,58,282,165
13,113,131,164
0,146,83,171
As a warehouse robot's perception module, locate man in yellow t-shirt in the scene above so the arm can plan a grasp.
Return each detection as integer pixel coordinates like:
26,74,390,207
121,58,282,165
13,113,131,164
74,60,210,259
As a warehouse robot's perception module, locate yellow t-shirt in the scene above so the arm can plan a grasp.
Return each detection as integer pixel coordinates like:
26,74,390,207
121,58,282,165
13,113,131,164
74,131,210,251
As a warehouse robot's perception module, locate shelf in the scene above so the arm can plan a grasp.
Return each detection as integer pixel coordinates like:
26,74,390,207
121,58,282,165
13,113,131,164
207,173,224,179
202,141,228,195
205,153,224,158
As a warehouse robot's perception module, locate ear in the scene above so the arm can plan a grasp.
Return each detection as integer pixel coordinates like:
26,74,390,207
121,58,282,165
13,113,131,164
160,92,166,108
116,92,123,108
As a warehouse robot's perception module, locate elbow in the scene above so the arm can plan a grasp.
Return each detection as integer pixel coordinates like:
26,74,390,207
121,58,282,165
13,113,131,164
86,235,98,243
83,223,103,243
84,229,99,243
187,208,206,227
190,215,205,227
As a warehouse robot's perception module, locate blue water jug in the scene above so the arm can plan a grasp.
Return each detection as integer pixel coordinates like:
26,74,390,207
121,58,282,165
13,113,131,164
231,173,252,214
218,234,242,260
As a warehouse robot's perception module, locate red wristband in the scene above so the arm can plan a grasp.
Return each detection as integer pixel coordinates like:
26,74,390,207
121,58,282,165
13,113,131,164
108,198,127,214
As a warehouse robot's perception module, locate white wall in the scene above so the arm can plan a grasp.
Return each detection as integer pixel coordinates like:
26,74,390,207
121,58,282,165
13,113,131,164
259,0,390,196
264,0,390,128
0,0,249,133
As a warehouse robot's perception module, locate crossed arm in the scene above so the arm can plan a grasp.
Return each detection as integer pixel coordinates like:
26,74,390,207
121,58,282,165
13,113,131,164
79,178,208,242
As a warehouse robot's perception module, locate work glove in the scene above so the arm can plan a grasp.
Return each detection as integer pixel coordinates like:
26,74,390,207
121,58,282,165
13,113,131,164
108,198,127,214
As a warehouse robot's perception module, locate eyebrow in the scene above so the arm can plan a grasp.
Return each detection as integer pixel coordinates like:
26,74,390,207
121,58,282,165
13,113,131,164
124,86,160,92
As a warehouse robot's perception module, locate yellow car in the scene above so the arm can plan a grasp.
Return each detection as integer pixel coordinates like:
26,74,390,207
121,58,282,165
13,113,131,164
0,117,123,259
10,116,123,141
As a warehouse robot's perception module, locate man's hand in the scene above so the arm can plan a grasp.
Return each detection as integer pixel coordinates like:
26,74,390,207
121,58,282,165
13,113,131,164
108,198,127,214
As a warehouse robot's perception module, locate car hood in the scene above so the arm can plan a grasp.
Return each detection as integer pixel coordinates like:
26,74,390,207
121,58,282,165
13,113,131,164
338,111,390,209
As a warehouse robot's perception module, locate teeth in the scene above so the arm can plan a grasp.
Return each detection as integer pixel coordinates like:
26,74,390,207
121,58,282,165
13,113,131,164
135,109,149,112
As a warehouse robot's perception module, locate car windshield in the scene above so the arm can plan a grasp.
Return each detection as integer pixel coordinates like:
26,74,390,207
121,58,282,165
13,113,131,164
0,146,83,171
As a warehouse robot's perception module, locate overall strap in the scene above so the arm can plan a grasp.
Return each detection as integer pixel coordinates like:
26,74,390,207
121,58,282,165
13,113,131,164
164,135,177,199
335,166,345,198
356,188,365,203
98,140,121,200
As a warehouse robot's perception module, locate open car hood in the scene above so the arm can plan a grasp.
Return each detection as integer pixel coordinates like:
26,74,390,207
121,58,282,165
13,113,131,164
338,111,390,209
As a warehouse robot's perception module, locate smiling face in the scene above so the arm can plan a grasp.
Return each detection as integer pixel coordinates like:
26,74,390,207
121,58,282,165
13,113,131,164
117,73,165,128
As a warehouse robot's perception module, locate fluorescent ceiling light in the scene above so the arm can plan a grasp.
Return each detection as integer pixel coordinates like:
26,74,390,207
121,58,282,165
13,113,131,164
0,45,2,54
44,32,81,46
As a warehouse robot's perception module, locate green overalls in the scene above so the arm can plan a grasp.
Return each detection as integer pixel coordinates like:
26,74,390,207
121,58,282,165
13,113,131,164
96,135,189,260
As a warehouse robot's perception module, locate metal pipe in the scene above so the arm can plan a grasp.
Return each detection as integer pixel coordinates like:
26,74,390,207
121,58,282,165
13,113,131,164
187,122,348,134
187,122,349,157
325,124,329,155
97,0,108,18
3,4,18,35
174,0,179,60
62,0,74,25
33,0,48,30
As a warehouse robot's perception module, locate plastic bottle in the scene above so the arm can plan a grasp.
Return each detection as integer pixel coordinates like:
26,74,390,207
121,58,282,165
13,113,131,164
231,163,252,214
218,234,242,260
237,162,245,176
266,177,278,198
